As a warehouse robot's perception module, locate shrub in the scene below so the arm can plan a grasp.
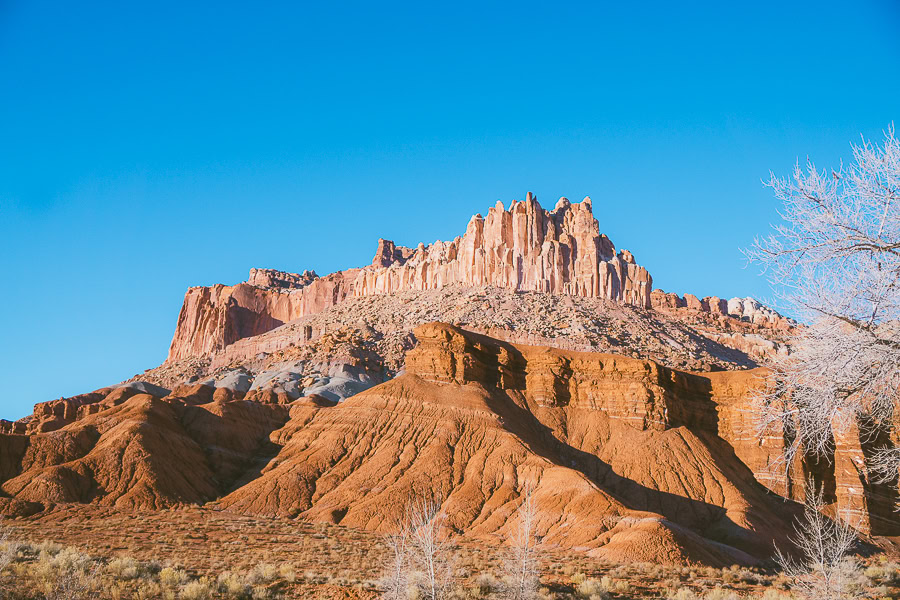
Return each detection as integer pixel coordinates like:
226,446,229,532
247,561,279,584
704,587,740,600
576,578,609,599
218,570,250,598
0,526,16,574
182,577,217,600
865,561,900,584
735,568,760,585
278,562,297,582
44,556,96,600
758,590,791,600
474,573,500,595
134,580,164,600
41,545,92,576
668,587,699,600
35,540,64,555
106,556,145,579
251,585,271,600
159,566,189,587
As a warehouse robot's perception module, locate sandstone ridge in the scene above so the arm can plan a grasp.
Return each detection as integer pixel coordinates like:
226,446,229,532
650,289,791,329
353,193,652,306
403,323,896,538
3,324,896,565
167,193,655,361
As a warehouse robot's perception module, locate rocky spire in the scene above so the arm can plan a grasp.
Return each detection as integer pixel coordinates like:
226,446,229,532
353,193,653,307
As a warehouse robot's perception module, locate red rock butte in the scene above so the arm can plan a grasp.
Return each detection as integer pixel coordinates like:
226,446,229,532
3,191,897,570
167,193,652,361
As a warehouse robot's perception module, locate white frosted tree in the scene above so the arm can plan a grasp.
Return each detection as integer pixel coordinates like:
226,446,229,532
381,495,454,600
0,525,14,575
501,483,540,600
407,496,454,600
747,126,900,491
380,514,410,600
774,481,861,600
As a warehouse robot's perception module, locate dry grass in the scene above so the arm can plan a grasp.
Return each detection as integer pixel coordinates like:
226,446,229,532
1,508,898,600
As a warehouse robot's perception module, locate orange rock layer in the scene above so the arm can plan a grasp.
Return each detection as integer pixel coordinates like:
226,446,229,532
5,323,895,562
406,323,898,537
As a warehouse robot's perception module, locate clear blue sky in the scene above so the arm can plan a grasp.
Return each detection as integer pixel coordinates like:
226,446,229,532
1,1,898,420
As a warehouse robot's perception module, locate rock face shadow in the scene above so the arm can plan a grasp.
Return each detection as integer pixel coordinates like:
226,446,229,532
413,324,804,557
480,379,794,559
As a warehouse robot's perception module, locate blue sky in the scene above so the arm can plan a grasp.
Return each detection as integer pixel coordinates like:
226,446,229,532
1,0,898,420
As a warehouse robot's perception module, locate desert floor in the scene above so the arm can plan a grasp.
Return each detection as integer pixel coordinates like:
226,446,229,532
1,505,898,599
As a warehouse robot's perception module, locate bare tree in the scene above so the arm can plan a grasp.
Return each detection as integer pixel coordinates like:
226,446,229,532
381,514,411,600
775,480,861,600
0,525,14,575
502,483,541,600
47,559,99,600
869,446,900,485
747,126,900,487
48,569,95,600
406,496,454,600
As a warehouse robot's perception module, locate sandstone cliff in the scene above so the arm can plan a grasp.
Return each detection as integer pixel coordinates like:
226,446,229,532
167,269,360,361
405,323,896,537
4,324,895,564
353,193,652,306
167,193,654,362
650,288,792,329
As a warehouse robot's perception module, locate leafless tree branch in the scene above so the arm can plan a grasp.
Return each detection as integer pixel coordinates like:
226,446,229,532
774,479,862,600
747,126,900,490
501,482,541,600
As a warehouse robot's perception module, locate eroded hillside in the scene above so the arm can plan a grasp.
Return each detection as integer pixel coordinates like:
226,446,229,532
3,323,896,566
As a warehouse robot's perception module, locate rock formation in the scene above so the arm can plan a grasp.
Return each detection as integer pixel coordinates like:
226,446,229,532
6,189,897,573
4,324,896,563
155,284,792,408
404,324,896,537
246,268,318,289
167,193,653,362
353,193,652,307
167,269,360,361
650,289,792,329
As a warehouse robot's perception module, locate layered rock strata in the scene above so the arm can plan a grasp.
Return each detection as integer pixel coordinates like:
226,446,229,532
7,323,894,563
5,320,896,566
167,269,360,360
651,289,792,329
354,193,652,306
167,193,653,362
408,323,898,537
